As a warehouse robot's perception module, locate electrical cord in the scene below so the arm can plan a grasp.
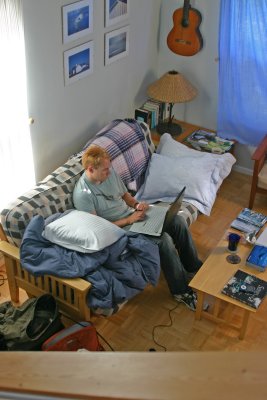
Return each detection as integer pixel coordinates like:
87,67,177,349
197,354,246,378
151,304,179,352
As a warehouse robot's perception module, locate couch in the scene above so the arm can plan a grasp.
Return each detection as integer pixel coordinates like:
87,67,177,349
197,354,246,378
0,119,237,321
0,119,200,321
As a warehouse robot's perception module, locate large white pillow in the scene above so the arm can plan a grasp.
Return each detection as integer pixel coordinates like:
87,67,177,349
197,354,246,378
43,210,125,253
136,133,236,216
157,133,236,185
135,153,220,215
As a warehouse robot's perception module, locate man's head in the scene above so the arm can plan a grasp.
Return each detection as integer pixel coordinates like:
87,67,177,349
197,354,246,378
82,145,111,184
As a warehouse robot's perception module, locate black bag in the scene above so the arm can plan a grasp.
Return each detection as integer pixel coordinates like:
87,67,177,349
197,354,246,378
0,294,64,350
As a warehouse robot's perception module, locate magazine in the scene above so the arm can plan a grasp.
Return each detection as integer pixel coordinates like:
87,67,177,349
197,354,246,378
221,269,267,309
186,129,234,153
230,208,267,234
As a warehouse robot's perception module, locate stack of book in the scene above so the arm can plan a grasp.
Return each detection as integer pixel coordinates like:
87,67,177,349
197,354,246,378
231,208,267,234
246,228,267,272
134,100,168,129
186,129,234,153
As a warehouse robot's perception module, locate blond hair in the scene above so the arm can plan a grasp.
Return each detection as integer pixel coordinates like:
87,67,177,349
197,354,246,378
82,145,110,169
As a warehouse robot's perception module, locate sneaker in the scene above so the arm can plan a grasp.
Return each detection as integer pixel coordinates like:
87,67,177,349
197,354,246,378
174,292,197,311
174,292,209,312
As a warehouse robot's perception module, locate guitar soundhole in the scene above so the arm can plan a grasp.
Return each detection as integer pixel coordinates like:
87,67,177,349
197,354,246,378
182,19,189,28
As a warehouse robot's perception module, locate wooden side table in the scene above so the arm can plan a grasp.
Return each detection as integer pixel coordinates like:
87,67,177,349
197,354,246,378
150,119,235,155
151,119,215,147
189,231,267,339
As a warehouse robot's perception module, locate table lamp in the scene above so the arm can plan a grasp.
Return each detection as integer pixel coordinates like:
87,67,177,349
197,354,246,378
147,70,198,136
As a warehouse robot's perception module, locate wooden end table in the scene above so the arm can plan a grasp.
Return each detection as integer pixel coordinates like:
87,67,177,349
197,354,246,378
151,119,236,155
189,231,267,339
150,119,215,147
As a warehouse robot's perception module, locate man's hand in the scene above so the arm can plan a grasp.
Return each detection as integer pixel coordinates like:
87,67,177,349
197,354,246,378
127,210,146,224
135,202,149,212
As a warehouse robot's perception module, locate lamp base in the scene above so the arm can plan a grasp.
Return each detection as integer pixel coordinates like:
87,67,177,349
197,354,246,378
156,121,182,137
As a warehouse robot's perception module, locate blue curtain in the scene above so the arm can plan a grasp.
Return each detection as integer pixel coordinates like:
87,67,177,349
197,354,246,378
218,0,267,146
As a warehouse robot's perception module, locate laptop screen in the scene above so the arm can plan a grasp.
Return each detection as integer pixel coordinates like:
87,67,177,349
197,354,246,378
162,186,186,232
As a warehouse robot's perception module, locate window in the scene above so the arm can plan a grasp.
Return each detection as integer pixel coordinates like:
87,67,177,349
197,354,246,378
217,0,267,146
0,0,35,211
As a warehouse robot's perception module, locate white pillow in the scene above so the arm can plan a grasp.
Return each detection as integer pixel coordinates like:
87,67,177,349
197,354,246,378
136,134,236,215
157,133,236,184
135,153,219,215
43,210,125,253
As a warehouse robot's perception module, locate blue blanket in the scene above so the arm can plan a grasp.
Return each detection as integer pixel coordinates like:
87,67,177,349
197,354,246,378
20,216,160,311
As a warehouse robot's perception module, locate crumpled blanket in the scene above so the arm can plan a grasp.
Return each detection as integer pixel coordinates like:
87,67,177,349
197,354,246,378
20,215,160,310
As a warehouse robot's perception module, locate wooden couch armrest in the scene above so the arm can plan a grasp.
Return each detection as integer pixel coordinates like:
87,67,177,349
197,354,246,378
0,240,20,260
0,241,92,321
0,241,91,290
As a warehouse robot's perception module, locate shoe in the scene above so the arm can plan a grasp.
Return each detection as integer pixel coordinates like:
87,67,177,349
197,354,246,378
174,291,209,312
174,292,197,311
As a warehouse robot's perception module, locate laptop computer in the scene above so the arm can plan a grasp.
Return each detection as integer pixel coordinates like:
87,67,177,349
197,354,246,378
129,186,186,237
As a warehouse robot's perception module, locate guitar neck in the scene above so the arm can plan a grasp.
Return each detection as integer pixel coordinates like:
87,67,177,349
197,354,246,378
182,0,191,27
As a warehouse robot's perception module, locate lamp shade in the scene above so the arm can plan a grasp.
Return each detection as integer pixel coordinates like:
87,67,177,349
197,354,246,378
147,70,197,103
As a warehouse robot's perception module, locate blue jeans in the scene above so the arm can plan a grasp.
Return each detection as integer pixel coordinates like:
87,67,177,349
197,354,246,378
148,215,202,295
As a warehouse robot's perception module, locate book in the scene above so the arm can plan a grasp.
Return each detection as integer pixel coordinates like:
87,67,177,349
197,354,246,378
134,108,152,127
246,245,267,272
231,208,267,234
221,269,267,309
142,101,159,129
186,129,234,153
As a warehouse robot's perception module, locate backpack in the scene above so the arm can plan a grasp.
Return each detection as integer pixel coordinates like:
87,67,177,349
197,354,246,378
42,321,105,351
0,294,64,350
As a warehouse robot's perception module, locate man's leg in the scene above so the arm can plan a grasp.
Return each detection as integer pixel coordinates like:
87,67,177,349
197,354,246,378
165,215,202,273
156,232,189,295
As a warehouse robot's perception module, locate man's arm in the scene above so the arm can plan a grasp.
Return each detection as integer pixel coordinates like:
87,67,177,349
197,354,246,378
105,191,149,228
122,192,149,212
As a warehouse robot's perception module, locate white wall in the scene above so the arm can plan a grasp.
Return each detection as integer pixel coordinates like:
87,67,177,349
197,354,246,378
157,0,254,174
22,0,161,181
22,0,254,181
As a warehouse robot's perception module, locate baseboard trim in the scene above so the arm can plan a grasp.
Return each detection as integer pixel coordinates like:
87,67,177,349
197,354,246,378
232,165,252,176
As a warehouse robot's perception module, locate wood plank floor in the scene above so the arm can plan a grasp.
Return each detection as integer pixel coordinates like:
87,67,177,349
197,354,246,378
1,170,267,352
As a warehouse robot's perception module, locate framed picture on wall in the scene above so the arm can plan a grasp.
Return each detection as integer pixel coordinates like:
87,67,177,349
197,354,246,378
105,0,129,28
105,26,129,66
64,41,94,85
62,0,93,44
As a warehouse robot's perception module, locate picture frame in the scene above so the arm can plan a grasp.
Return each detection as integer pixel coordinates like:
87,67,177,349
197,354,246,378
64,41,94,85
105,26,129,66
105,0,129,28
62,0,93,44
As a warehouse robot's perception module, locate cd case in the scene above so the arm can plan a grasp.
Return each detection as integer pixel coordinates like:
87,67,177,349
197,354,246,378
221,269,267,309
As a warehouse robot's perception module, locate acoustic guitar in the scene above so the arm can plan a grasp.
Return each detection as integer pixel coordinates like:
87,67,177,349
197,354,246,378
167,0,203,56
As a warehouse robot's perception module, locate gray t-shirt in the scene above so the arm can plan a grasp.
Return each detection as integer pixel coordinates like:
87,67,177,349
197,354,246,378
73,168,133,222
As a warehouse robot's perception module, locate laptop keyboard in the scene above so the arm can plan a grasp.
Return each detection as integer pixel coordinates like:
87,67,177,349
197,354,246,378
142,213,163,233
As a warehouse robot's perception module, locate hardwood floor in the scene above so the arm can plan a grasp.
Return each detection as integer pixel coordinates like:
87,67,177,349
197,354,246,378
1,170,267,352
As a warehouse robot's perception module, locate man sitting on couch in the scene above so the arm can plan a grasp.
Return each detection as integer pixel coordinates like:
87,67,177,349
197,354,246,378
73,145,206,311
